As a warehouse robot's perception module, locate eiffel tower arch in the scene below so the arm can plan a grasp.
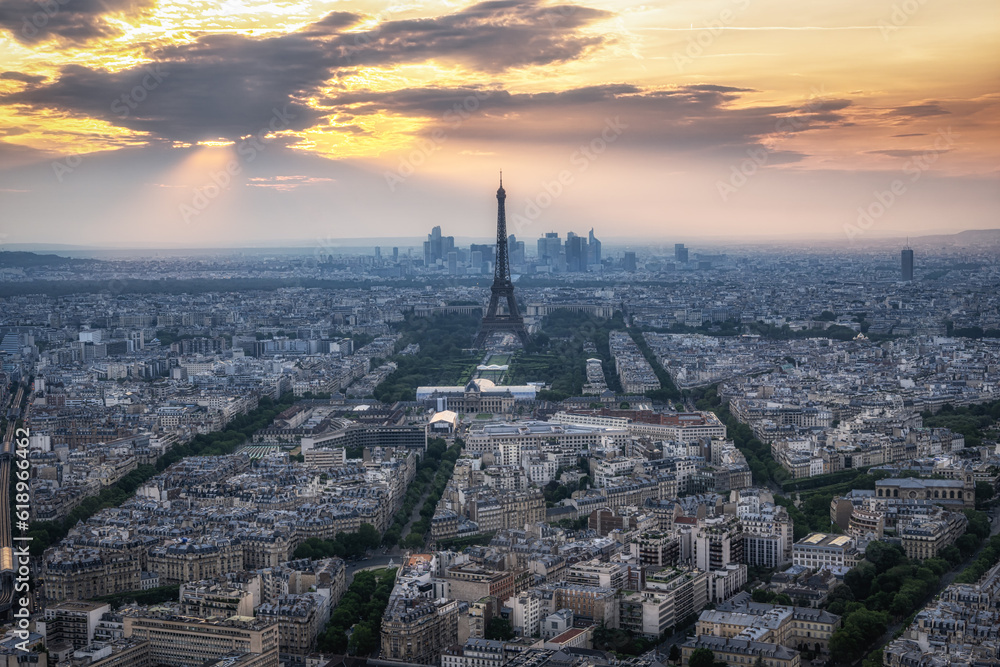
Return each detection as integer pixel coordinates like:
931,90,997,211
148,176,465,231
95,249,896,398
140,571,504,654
474,173,530,348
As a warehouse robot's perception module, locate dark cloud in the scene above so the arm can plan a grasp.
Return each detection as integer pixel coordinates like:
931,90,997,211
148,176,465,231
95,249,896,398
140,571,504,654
891,133,926,137
0,0,154,44
1,71,45,83
322,84,642,116
306,11,363,33
888,102,950,117
323,84,851,153
2,0,613,142
309,0,611,71
866,148,952,158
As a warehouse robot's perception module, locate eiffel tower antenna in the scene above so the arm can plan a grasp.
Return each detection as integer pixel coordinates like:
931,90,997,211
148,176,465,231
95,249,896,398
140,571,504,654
473,174,529,348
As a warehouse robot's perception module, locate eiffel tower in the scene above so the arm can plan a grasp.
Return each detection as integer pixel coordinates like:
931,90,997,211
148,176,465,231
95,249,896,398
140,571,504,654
474,172,530,348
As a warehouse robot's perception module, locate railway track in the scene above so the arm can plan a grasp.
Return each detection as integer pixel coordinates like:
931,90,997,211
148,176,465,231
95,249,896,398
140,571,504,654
0,382,27,613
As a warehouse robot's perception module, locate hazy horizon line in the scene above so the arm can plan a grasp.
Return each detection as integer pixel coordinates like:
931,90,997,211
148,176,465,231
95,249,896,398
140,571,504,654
3,227,998,254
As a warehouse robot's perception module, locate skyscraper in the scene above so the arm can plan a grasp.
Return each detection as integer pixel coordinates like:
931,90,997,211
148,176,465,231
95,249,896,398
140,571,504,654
675,243,689,263
624,251,637,272
537,232,561,264
565,233,586,272
588,228,602,265
508,234,525,269
901,246,914,281
423,225,455,267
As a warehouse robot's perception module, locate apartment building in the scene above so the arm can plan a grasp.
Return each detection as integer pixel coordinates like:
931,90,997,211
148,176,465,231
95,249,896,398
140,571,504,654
42,551,141,601
44,601,111,651
123,614,279,667
694,515,744,572
681,635,801,667
146,538,243,584
698,592,841,651
442,638,507,667
791,533,860,572
898,510,967,560
380,598,462,665
565,558,631,591
256,593,330,661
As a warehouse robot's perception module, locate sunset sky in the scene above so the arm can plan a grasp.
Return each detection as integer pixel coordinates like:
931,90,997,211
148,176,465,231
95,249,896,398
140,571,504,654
0,0,997,247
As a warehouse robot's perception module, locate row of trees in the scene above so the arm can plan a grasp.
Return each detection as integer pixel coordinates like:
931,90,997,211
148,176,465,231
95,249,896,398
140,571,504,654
955,524,1000,584
27,393,296,555
381,439,461,549
624,327,682,402
921,398,1000,449
373,313,482,402
316,567,397,655
292,524,381,561
828,512,992,663
689,385,788,486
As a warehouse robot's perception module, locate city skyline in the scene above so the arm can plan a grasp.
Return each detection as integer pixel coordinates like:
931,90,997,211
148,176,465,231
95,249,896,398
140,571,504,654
0,0,997,246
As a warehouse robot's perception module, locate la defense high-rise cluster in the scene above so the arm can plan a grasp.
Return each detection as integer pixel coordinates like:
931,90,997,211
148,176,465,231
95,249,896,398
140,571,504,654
474,174,530,348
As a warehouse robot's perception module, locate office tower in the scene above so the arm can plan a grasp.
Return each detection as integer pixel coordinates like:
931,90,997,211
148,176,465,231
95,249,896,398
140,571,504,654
508,234,525,268
588,228,602,265
470,243,496,266
901,246,914,281
392,247,399,262
374,246,381,263
565,233,586,272
675,243,689,263
471,250,483,272
447,251,458,275
624,251,637,272
537,232,561,264
474,173,529,347
424,225,455,267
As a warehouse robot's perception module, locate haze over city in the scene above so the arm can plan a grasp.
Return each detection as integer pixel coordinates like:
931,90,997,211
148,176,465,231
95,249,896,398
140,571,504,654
0,0,997,247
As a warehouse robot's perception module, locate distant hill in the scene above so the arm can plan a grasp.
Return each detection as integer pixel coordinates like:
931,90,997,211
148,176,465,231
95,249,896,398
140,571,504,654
0,251,92,267
912,229,1000,247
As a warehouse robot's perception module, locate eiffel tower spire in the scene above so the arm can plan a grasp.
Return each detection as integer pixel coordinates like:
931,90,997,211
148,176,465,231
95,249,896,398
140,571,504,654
474,174,529,348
